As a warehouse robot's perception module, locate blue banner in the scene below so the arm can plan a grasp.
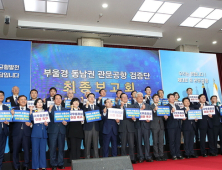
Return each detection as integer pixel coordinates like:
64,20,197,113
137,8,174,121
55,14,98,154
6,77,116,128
85,110,101,123
160,98,168,105
188,110,202,120
13,110,30,122
125,108,140,118
65,100,71,109
157,106,170,116
54,111,70,122
3,102,12,110
0,110,12,122
102,97,115,106
220,106,222,116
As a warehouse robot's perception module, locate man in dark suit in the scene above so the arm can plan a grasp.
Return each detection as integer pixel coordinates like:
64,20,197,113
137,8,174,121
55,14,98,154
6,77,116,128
164,93,184,160
48,94,68,170
133,92,153,163
150,94,166,161
43,87,57,110
181,97,198,159
29,89,38,102
5,86,20,153
144,86,152,105
11,95,32,170
83,93,100,159
210,95,222,155
115,89,122,105
130,90,137,105
118,93,136,164
102,99,119,157
196,94,216,157
0,91,10,170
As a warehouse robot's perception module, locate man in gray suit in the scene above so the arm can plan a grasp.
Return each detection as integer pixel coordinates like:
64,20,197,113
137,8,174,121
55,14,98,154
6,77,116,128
133,92,153,163
117,93,136,164
150,94,166,161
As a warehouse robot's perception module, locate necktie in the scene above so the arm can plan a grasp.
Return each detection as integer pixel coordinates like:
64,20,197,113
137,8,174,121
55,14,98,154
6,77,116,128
57,106,60,111
139,104,142,108
1,122,3,129
91,105,93,110
15,97,18,105
21,107,24,129
124,104,127,108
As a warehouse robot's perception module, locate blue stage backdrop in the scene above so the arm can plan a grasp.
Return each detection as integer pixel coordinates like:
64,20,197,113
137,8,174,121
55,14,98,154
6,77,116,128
159,50,222,100
31,43,162,98
0,40,31,99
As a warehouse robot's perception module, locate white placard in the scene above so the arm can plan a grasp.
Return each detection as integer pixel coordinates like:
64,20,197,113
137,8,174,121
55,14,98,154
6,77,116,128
174,102,184,109
188,95,199,103
70,110,84,121
139,110,153,121
83,99,96,105
33,112,50,124
202,106,215,115
47,101,54,108
108,108,123,120
27,100,36,110
173,110,186,119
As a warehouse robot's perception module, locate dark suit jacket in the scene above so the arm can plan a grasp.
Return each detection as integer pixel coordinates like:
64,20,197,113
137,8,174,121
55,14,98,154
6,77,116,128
143,96,151,105
196,103,213,129
150,103,164,130
117,104,135,133
133,103,151,130
96,98,105,114
165,103,182,129
0,105,10,136
181,106,196,131
102,109,118,135
12,107,32,137
83,104,100,131
48,105,67,135
212,105,221,127
43,97,53,111
5,96,19,107
30,113,48,138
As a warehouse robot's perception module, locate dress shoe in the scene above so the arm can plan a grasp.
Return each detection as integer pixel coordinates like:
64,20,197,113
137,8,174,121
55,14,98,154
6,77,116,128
23,167,29,170
190,155,198,158
172,156,177,160
146,158,153,162
202,154,207,157
155,157,162,161
57,166,65,169
160,156,167,161
209,153,217,156
177,156,184,160
138,159,144,163
184,155,190,159
131,160,137,164
15,169,20,170
52,167,57,170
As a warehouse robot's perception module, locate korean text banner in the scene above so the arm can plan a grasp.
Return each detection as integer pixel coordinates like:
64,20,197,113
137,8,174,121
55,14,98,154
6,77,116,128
31,44,162,98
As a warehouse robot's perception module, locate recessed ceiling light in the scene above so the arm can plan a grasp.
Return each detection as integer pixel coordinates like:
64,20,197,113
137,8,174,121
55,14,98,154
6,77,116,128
0,0,3,10
180,17,202,27
139,0,163,12
190,7,214,18
47,1,68,14
149,13,171,24
24,0,45,12
206,9,222,20
102,3,108,8
177,38,181,41
195,19,217,28
132,11,154,22
212,41,217,44
157,2,182,15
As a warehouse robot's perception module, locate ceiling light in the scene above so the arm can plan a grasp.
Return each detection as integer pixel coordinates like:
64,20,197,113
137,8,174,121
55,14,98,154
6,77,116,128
212,41,217,44
47,1,68,14
139,0,163,12
180,17,202,27
132,11,154,22
0,0,3,9
190,7,214,18
157,2,182,15
206,9,222,20
195,19,217,28
177,38,181,41
24,0,45,12
149,13,171,24
102,3,108,8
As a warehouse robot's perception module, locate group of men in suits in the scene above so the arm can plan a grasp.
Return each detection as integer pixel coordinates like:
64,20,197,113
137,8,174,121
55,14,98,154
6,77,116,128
1,85,222,170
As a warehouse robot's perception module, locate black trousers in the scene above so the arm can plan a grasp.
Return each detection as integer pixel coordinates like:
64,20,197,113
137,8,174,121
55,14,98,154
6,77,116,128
213,125,222,154
183,129,195,156
168,128,181,157
199,127,214,155
69,137,82,160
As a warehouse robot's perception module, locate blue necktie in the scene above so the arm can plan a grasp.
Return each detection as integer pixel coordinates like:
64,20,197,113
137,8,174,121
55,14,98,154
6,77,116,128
57,106,60,111
15,97,18,105
91,105,93,110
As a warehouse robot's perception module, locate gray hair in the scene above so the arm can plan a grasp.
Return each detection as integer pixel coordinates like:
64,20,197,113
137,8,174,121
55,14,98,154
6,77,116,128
135,92,143,98
12,86,19,90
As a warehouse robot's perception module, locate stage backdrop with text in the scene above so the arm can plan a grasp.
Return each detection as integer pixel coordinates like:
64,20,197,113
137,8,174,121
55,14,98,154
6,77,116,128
31,44,162,98
159,50,222,100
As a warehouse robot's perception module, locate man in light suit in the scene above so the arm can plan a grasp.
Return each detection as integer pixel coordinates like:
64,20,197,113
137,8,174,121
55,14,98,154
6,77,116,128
43,87,57,111
150,94,166,161
11,95,32,170
0,91,10,170
133,92,153,163
118,93,136,164
48,94,68,170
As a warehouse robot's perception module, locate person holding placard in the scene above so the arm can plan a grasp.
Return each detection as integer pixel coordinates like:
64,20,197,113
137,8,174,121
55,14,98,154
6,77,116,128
115,89,123,105
83,93,100,159
210,95,222,155
30,98,48,170
173,92,180,102
67,98,84,161
11,95,32,170
0,91,10,170
102,99,119,157
181,97,198,159
157,90,168,105
130,90,137,105
48,94,68,170
80,90,91,106
43,87,57,110
150,94,166,161
197,94,215,157
30,89,38,102
164,94,184,160
144,86,152,105
117,93,136,164
61,89,74,109
133,92,153,163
